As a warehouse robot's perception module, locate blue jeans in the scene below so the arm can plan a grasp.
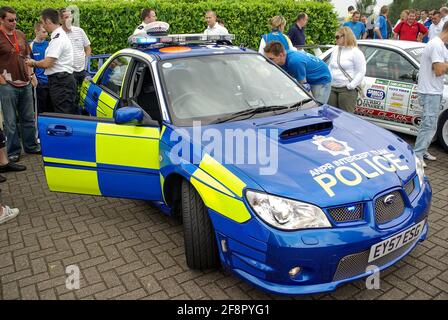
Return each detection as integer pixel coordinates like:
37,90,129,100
311,82,331,104
414,93,441,159
0,83,39,157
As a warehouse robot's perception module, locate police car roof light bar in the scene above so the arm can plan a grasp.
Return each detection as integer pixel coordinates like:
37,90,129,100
128,33,235,48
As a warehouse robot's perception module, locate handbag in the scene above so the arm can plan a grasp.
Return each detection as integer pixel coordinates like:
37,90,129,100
336,47,366,98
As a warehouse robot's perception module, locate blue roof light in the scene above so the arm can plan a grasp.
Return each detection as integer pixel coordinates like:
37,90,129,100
134,36,158,45
128,33,235,48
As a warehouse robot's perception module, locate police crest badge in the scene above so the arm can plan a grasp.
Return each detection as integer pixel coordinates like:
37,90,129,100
312,135,354,157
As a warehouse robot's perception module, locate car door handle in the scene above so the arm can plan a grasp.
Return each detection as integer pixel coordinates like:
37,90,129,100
92,92,99,100
46,124,73,136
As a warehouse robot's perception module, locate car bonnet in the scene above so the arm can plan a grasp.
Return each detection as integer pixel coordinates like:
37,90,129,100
189,106,416,208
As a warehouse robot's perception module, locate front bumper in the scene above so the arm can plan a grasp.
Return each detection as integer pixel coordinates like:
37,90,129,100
209,178,432,295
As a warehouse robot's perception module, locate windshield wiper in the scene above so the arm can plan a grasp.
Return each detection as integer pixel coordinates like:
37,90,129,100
211,105,289,124
289,98,314,109
270,99,315,116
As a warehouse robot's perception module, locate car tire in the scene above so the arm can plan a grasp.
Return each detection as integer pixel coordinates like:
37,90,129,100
181,180,219,270
437,111,448,152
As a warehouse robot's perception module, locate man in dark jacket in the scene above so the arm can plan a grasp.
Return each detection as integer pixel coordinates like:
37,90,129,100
287,12,308,47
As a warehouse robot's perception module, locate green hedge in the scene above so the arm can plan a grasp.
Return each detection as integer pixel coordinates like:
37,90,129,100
1,0,338,54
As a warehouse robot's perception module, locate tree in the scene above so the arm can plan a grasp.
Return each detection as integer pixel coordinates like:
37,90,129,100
388,0,446,23
389,0,412,24
413,0,446,10
355,0,377,15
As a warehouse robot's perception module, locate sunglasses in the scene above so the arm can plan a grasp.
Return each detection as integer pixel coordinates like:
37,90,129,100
335,35,344,40
6,18,17,22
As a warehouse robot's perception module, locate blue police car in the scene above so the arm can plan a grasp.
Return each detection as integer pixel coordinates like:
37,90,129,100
37,34,432,295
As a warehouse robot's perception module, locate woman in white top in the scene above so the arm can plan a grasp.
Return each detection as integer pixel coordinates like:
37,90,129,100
328,27,366,113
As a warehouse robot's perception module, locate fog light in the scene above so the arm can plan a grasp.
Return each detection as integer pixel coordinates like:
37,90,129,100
289,267,301,278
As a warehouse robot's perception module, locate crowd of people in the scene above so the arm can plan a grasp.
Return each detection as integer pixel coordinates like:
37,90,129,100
0,6,91,223
342,4,448,42
258,4,446,171
0,6,231,223
0,4,446,223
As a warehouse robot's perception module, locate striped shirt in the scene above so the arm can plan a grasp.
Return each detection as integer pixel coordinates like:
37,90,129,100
65,26,90,72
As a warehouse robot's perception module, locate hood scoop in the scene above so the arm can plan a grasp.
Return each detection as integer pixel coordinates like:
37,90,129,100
279,120,333,140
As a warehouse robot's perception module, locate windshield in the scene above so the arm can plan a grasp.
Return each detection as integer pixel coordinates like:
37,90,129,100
159,53,312,126
405,47,424,62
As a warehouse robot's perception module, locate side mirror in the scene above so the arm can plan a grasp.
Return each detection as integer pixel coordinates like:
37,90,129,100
399,71,417,82
115,106,143,124
412,70,419,83
114,106,159,126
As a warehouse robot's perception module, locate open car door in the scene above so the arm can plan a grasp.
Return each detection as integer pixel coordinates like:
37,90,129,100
80,54,131,118
38,111,162,201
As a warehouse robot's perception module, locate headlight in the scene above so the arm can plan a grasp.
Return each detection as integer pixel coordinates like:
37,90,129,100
414,155,425,187
245,190,331,230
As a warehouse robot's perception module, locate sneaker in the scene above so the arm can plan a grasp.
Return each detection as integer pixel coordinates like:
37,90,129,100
0,162,27,173
422,159,427,168
423,152,437,161
0,206,19,224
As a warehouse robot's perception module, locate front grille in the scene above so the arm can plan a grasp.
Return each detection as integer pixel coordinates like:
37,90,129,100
404,179,415,197
328,204,363,222
333,237,419,281
374,191,405,224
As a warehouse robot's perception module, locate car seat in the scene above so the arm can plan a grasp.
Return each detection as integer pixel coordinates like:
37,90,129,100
135,67,161,122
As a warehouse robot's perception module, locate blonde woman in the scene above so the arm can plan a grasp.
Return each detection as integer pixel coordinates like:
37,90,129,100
394,10,409,38
328,27,366,113
258,16,294,54
395,10,409,30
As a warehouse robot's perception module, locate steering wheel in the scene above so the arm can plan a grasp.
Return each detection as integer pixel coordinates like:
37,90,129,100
171,91,199,107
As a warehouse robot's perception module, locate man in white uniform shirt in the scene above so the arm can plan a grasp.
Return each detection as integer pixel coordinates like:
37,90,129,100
133,8,157,35
440,7,448,25
26,8,77,114
429,11,443,40
204,10,228,35
59,8,91,108
414,21,448,166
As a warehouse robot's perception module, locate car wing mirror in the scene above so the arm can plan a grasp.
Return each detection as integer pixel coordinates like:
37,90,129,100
114,106,159,126
412,70,419,83
399,72,414,81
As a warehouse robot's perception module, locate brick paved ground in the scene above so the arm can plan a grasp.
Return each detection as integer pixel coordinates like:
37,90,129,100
0,134,447,300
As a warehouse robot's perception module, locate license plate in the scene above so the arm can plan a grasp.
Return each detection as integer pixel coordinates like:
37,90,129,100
368,220,426,263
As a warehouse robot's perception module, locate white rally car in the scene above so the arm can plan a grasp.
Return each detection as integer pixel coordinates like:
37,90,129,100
320,40,448,151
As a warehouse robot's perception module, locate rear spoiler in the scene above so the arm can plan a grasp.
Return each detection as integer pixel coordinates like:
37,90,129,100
86,54,112,77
